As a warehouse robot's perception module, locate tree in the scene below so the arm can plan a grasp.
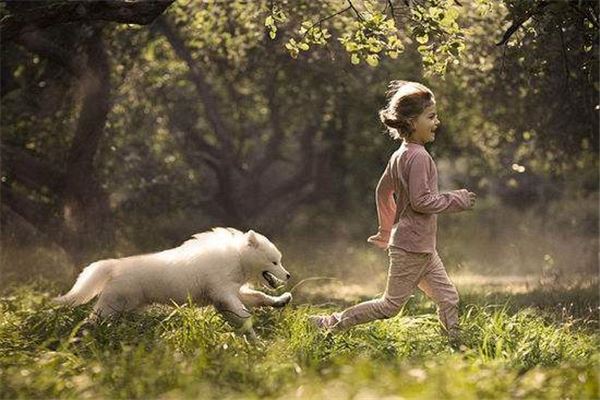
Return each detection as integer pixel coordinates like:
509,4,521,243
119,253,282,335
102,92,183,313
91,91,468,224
1,0,597,274
1,1,176,272
435,0,599,204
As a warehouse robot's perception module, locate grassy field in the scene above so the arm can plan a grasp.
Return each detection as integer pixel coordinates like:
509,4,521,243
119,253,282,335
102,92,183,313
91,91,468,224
0,276,598,400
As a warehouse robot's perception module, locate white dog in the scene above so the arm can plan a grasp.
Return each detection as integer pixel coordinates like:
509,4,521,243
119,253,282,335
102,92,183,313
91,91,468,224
54,228,293,336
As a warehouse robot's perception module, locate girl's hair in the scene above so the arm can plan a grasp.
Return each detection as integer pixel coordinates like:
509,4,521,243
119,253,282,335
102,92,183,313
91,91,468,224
378,80,435,141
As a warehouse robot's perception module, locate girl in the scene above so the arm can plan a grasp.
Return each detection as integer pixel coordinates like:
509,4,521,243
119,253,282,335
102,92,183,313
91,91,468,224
309,80,477,345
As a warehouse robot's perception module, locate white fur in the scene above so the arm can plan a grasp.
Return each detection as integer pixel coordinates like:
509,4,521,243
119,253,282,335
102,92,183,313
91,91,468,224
54,227,292,334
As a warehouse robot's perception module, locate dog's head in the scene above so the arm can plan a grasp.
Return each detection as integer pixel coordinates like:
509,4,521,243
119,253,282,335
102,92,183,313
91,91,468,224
240,230,291,289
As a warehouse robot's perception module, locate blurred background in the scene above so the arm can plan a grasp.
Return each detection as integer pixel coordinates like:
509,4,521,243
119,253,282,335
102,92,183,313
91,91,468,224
1,0,598,296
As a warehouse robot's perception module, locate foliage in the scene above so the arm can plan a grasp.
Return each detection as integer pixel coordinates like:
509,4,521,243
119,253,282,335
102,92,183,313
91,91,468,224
440,0,599,178
1,0,597,263
265,0,466,74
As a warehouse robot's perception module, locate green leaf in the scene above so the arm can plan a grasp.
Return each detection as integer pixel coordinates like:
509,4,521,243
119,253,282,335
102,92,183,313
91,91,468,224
417,44,431,53
384,19,396,30
416,34,429,44
365,54,379,66
351,53,360,64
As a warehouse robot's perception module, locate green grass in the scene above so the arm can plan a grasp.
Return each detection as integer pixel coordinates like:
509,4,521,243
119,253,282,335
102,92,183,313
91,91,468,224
0,280,598,399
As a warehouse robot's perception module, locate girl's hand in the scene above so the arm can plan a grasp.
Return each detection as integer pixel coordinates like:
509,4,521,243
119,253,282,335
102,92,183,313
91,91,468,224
467,191,477,209
367,233,389,250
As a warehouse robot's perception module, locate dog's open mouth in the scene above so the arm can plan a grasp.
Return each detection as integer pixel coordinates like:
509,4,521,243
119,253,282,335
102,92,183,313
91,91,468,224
262,271,283,289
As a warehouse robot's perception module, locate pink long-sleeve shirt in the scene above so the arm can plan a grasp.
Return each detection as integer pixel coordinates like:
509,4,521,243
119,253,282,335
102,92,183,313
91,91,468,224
372,141,471,253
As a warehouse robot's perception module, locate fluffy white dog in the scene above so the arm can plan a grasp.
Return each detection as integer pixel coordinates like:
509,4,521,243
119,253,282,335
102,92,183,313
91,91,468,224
54,228,293,336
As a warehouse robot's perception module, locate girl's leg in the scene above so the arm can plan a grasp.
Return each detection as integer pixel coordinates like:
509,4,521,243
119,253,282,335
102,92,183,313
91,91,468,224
416,251,460,334
318,247,431,331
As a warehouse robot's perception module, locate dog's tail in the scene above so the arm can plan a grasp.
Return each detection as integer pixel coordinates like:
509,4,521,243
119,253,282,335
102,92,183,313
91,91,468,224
53,260,115,306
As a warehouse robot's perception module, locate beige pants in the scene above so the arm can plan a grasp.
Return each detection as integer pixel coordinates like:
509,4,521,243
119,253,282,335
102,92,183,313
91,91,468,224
328,246,460,333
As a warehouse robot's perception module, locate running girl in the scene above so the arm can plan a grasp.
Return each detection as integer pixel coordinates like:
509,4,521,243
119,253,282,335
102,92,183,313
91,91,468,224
309,80,477,346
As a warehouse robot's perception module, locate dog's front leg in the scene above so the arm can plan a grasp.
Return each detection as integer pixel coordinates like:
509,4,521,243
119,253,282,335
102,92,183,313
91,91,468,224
238,285,292,309
215,294,257,340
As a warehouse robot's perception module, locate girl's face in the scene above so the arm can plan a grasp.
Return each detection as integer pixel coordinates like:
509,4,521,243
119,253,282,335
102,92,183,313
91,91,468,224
408,103,440,145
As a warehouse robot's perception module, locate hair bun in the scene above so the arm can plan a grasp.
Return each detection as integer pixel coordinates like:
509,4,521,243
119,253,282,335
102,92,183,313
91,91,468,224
379,109,405,130
378,109,394,125
384,117,402,129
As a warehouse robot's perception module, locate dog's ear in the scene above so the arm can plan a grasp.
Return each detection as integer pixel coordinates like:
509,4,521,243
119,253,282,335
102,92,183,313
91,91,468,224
246,230,259,248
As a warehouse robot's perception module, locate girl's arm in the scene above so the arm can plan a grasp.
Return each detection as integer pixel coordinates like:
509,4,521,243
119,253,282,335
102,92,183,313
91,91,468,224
367,162,396,248
408,153,470,214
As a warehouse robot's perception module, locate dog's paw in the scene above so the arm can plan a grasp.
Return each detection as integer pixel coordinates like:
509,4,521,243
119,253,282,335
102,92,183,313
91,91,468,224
273,292,292,308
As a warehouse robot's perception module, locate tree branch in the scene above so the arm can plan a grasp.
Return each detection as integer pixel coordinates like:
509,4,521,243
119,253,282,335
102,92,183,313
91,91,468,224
256,104,326,213
558,24,571,94
155,15,235,156
251,73,286,175
1,62,19,98
1,202,48,241
1,144,64,191
302,4,353,36
14,29,85,78
1,0,175,45
568,2,599,30
155,16,244,223
346,0,366,22
163,103,222,171
1,183,57,230
496,1,549,46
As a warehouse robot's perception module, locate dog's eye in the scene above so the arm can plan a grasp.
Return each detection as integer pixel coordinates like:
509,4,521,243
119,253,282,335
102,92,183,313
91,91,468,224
272,261,277,265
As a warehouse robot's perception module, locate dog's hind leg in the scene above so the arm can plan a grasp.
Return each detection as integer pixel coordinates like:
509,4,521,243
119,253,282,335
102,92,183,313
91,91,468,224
215,294,256,340
88,290,140,323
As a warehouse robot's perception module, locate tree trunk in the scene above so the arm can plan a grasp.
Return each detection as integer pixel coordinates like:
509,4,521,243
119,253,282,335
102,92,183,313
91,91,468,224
58,24,115,274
